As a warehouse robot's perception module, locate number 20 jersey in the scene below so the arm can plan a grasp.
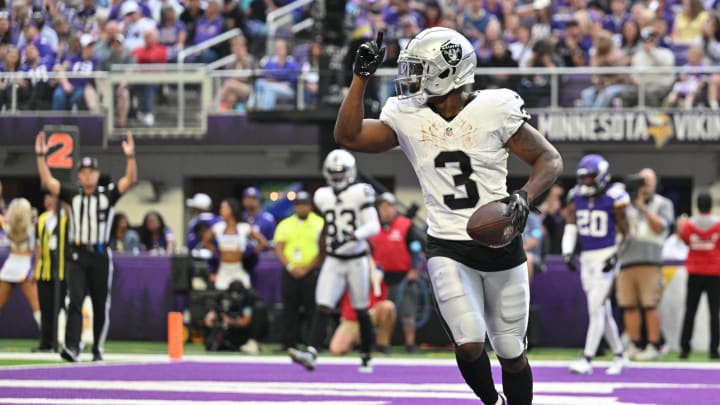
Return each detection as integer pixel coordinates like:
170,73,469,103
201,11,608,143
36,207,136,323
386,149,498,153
569,183,630,251
380,89,530,241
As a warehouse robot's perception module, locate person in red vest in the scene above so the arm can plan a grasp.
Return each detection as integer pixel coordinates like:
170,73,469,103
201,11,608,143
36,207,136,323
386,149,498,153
679,191,720,359
370,192,424,353
329,263,396,355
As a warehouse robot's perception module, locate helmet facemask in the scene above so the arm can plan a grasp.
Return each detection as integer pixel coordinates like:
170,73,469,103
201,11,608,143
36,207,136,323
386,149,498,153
395,55,428,103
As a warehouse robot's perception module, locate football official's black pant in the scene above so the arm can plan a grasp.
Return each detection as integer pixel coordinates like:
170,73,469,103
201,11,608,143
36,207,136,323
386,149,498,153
37,279,66,349
281,268,318,349
680,274,720,354
65,248,112,355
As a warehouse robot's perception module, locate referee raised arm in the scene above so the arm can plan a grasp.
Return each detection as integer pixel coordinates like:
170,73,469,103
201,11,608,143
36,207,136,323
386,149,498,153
35,130,137,362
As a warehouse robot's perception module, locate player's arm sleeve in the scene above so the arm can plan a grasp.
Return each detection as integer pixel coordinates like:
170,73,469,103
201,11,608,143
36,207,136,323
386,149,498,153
496,89,531,144
561,202,577,256
353,185,381,241
609,184,631,208
378,97,400,135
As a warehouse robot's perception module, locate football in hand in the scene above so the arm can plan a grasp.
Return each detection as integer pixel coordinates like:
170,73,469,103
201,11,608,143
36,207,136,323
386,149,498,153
466,200,519,248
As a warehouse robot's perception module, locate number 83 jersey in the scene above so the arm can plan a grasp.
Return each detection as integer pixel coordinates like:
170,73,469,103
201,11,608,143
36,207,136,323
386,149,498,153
380,88,530,241
314,182,376,256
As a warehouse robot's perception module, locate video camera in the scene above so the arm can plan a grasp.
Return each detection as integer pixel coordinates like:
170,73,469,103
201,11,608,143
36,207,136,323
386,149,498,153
624,173,646,200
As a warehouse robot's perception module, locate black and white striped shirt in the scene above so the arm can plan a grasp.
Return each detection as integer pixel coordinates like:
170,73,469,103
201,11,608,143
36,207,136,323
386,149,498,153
60,183,121,247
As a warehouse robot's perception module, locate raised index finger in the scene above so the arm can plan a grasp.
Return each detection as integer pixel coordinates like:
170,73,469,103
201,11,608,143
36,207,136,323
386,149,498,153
376,31,384,48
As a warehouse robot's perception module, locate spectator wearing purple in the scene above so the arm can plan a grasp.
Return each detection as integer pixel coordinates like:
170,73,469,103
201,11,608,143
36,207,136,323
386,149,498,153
157,5,186,60
240,186,276,277
253,38,299,110
52,34,98,111
122,0,157,51
384,0,423,40
17,7,59,54
138,210,176,255
179,0,204,49
20,24,56,64
21,42,54,110
484,0,503,22
602,0,630,35
0,10,13,45
192,0,224,63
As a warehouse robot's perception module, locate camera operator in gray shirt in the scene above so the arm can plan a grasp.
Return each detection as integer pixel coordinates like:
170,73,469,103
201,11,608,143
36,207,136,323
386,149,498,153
618,168,675,361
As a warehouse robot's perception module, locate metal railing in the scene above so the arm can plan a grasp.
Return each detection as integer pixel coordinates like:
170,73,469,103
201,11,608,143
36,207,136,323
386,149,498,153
2,64,719,135
265,0,315,54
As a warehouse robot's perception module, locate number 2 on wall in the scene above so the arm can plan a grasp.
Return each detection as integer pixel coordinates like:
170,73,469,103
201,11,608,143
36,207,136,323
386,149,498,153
46,133,74,169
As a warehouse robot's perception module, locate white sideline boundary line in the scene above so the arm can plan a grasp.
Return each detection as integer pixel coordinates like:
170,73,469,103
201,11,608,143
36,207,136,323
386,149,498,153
1,351,720,370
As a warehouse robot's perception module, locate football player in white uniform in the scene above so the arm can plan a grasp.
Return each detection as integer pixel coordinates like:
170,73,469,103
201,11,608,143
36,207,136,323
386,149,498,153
334,28,563,404
288,149,381,372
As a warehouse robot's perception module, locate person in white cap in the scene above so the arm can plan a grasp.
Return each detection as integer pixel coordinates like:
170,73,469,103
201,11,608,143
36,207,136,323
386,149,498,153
121,1,156,51
186,193,220,250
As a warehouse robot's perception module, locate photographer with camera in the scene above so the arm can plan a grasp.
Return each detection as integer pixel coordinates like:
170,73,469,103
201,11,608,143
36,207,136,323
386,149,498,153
203,280,266,354
618,168,675,361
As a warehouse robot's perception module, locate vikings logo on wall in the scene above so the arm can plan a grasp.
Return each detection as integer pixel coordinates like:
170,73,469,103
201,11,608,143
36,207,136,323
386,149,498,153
440,42,462,66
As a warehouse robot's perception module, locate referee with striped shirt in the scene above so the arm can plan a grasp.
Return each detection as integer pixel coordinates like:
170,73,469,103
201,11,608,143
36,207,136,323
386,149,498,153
35,131,137,362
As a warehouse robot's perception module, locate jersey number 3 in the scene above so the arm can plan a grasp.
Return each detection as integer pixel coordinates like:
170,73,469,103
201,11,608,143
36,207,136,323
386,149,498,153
435,151,479,210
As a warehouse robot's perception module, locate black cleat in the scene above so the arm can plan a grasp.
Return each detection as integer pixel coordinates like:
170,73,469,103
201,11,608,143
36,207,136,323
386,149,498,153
60,347,79,363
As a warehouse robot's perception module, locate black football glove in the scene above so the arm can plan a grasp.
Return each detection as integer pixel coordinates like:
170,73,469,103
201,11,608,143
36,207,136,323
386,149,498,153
499,190,531,235
602,254,618,273
563,253,578,272
354,31,386,78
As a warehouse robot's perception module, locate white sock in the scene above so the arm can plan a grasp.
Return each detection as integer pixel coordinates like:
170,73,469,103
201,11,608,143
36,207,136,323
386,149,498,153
33,310,41,328
711,101,719,110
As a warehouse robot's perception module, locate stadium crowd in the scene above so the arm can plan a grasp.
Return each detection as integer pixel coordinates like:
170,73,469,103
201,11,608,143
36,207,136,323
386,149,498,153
0,0,719,118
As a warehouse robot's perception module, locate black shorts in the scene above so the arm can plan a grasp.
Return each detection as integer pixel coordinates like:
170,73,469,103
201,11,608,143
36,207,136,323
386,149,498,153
427,235,526,272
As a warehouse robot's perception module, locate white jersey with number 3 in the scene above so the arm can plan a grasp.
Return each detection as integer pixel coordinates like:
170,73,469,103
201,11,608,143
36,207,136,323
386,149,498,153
380,88,530,241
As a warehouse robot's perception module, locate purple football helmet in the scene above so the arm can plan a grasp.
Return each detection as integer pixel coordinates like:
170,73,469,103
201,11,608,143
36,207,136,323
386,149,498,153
576,154,610,196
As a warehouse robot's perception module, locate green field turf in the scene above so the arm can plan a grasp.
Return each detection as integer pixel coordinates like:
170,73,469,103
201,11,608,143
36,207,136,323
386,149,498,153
1,338,715,367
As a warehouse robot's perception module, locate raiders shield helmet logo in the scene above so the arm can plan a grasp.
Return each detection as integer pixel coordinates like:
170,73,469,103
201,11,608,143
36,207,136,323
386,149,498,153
440,41,462,66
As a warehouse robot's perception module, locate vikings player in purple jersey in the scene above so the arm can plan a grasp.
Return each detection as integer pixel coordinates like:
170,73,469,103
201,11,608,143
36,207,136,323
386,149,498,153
562,154,630,375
